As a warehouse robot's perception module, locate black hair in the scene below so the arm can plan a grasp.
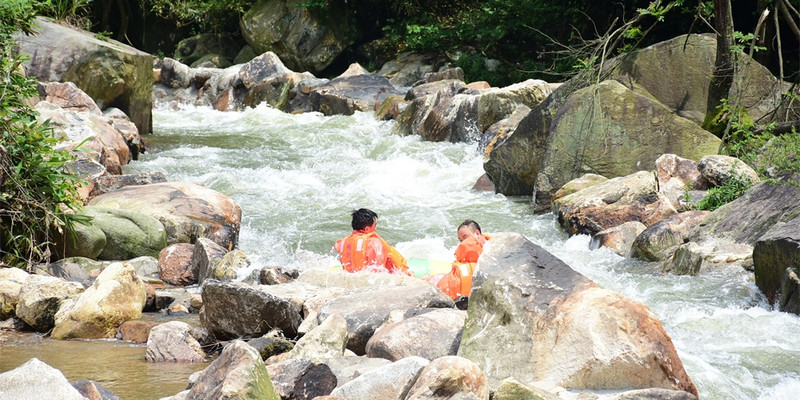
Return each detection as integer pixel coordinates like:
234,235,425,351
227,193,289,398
351,208,378,231
458,219,481,233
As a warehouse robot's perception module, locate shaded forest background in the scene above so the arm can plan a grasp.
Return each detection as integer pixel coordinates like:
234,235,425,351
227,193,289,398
79,0,798,86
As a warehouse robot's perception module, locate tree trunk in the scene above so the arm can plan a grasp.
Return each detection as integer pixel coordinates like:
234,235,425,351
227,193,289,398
707,0,736,116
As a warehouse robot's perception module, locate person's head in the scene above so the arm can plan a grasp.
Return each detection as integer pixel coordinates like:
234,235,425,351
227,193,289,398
351,208,378,231
457,220,482,242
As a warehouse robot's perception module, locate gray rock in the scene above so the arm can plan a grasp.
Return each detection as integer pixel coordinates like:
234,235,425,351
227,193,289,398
90,171,168,198
366,308,466,361
609,388,698,400
266,358,338,400
284,313,348,360
404,356,489,400
323,355,392,388
330,356,429,400
247,335,295,360
0,267,30,320
184,340,280,399
476,79,551,133
200,280,303,339
395,90,481,143
192,238,229,285
493,377,558,400
15,17,154,134
632,211,711,261
405,79,468,101
146,321,206,363
309,74,405,116
71,380,122,400
16,275,84,331
753,215,800,309
0,358,86,400
317,284,454,355
378,52,443,87
665,238,753,275
160,58,193,88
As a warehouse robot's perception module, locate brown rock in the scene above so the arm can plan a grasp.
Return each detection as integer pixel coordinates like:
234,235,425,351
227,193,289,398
656,154,709,210
158,243,196,286
404,356,489,400
589,221,647,257
44,82,101,114
118,320,160,343
631,211,711,262
90,172,168,198
467,81,491,90
472,173,495,192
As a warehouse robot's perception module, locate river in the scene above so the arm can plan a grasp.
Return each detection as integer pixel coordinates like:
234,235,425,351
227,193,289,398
2,104,799,399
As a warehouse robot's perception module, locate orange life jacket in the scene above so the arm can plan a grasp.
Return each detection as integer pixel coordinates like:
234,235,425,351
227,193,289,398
454,234,490,263
435,262,476,299
335,231,409,274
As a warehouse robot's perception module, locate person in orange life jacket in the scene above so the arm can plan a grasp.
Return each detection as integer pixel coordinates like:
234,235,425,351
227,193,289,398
334,208,410,274
435,220,490,303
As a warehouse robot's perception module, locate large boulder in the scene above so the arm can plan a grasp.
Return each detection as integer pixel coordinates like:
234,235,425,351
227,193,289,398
15,17,153,134
184,340,280,400
308,74,405,116
554,171,677,236
145,321,206,363
329,356,430,400
0,267,30,320
366,308,467,361
316,284,454,355
158,243,196,286
404,356,489,400
697,154,760,187
85,206,167,260
476,79,551,133
534,80,720,211
631,211,711,261
240,0,355,74
51,262,147,339
15,275,84,331
458,233,696,395
200,280,303,340
0,358,86,400
606,34,790,125
753,215,800,311
88,182,242,250
266,358,338,400
378,52,444,87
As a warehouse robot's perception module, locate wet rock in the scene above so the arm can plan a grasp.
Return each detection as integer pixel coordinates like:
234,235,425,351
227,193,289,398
89,171,168,198
240,0,354,74
697,155,760,187
0,318,26,331
16,17,154,134
610,388,698,400
458,233,696,395
174,33,241,67
214,250,249,282
117,320,160,343
655,154,710,210
632,211,710,262
405,79,468,101
38,259,90,287
266,358,338,400
0,358,86,400
309,74,404,116
52,262,147,339
200,280,303,339
366,308,466,361
71,380,122,400
85,206,167,260
753,215,800,309
160,58,193,88
158,243,196,286
88,182,242,250
330,356,429,400
192,238,228,285
0,267,29,320
480,104,531,158
103,108,142,159
16,275,84,332
472,173,495,192
555,171,677,236
493,377,559,400
534,80,720,212
417,67,465,85
146,321,206,363
374,95,407,121
260,267,295,285
589,221,647,257
317,284,454,355
666,238,753,275
396,90,481,143
477,79,551,133
248,335,295,360
404,356,489,400
184,340,280,399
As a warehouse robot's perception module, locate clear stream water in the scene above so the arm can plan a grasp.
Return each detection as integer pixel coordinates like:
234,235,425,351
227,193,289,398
2,105,799,399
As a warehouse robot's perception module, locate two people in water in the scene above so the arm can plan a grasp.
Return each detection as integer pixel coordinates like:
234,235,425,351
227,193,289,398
334,208,489,300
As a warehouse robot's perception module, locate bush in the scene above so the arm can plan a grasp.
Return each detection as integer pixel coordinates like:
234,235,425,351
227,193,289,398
1,0,87,268
696,170,753,211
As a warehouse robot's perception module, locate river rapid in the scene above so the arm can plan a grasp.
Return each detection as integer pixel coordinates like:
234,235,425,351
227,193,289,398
3,104,799,399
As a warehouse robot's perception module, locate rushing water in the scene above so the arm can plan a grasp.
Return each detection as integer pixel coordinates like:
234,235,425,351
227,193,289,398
3,104,800,399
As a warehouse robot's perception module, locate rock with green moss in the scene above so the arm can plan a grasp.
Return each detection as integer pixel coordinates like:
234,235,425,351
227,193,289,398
493,377,559,400
174,33,241,66
184,340,280,400
55,220,107,260
85,206,167,261
535,80,720,211
15,18,154,134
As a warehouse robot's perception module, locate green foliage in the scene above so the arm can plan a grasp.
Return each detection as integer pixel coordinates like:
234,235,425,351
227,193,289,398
1,0,88,268
33,0,93,28
146,0,253,32
696,169,753,211
731,31,765,53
